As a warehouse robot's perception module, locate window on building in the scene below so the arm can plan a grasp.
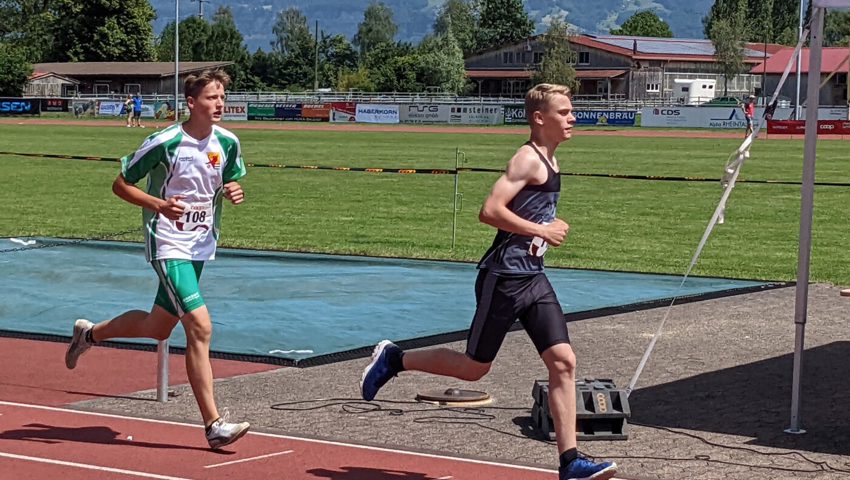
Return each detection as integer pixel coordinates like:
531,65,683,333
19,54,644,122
63,85,77,97
646,83,660,93
533,52,544,64
578,51,590,65
125,84,141,94
836,73,847,85
94,84,110,95
503,52,510,64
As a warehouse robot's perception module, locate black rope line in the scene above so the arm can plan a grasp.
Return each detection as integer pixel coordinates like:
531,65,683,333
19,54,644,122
4,151,850,186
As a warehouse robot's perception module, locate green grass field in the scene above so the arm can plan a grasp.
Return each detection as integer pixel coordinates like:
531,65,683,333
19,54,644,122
1,123,848,284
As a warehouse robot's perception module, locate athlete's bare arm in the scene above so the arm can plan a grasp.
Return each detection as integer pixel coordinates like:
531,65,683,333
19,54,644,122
112,173,185,220
478,147,569,246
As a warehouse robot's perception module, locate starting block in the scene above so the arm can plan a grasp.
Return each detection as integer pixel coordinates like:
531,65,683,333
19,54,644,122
532,378,631,441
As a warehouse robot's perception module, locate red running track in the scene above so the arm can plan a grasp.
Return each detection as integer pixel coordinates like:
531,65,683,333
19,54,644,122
0,401,558,479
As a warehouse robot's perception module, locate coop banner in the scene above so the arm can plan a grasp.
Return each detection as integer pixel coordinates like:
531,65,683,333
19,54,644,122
355,104,399,124
574,110,636,126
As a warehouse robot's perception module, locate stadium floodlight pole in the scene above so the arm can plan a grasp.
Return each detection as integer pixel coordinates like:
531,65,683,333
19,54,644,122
795,0,805,119
314,20,320,92
787,4,824,436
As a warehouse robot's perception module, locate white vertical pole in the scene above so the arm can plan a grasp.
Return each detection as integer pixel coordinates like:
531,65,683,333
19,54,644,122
174,0,180,124
158,0,180,403
795,0,805,119
786,6,824,435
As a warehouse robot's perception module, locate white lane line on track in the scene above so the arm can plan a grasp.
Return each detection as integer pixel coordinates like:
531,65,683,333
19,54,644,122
0,400,557,474
204,450,294,469
0,451,193,480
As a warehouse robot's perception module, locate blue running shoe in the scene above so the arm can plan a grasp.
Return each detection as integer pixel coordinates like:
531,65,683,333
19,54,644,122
559,457,618,480
360,340,401,401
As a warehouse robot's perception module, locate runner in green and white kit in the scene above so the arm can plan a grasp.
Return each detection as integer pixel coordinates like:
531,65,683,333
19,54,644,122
65,69,251,450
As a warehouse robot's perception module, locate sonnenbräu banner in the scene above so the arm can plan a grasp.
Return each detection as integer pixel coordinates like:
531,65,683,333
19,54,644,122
0,98,40,115
574,110,636,126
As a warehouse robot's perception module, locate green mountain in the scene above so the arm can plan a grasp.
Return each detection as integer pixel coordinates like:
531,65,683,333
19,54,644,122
150,0,713,52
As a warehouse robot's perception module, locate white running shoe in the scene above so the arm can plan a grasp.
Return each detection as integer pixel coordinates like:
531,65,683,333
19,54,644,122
206,412,250,449
65,319,94,369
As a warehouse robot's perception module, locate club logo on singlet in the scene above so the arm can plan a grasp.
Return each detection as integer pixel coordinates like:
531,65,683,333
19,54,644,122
206,152,221,169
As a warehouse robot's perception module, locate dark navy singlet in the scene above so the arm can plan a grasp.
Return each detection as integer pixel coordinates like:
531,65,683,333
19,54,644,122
477,142,561,274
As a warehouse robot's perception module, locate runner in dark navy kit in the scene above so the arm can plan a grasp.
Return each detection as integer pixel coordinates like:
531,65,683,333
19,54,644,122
360,84,617,480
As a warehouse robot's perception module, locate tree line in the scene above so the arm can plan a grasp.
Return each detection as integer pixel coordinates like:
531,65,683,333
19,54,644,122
1,0,848,97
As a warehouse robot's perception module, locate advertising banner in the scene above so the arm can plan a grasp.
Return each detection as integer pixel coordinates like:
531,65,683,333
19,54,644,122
0,98,40,115
767,120,850,135
574,110,636,126
504,105,526,124
448,105,503,125
71,100,97,117
400,104,451,124
301,103,330,121
247,103,276,120
640,106,794,129
356,104,399,124
98,101,124,116
330,102,357,122
40,98,69,112
223,102,248,121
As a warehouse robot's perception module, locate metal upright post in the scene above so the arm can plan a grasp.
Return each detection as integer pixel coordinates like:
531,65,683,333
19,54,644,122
451,148,465,250
787,6,824,435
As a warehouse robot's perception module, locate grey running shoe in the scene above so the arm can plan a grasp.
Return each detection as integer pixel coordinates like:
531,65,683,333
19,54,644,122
206,414,250,449
65,319,94,369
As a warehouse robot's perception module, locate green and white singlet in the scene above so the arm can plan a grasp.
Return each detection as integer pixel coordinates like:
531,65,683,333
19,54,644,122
121,124,247,261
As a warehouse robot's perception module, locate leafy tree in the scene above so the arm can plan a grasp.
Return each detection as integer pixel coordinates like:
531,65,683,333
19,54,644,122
318,33,359,89
610,11,673,38
532,20,578,92
364,42,418,91
337,66,376,92
248,48,283,89
0,0,56,62
271,7,316,89
710,4,747,96
207,6,252,89
417,32,468,94
704,0,806,45
353,1,398,57
477,0,534,53
825,9,850,46
0,42,32,96
156,16,211,61
50,0,156,61
434,0,478,56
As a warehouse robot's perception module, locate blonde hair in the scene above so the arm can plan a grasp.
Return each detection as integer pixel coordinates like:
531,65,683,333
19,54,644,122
525,83,572,125
184,69,231,99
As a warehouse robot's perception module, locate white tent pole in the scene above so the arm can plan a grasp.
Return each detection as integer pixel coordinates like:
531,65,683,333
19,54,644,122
795,0,805,119
158,0,179,404
787,5,824,435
